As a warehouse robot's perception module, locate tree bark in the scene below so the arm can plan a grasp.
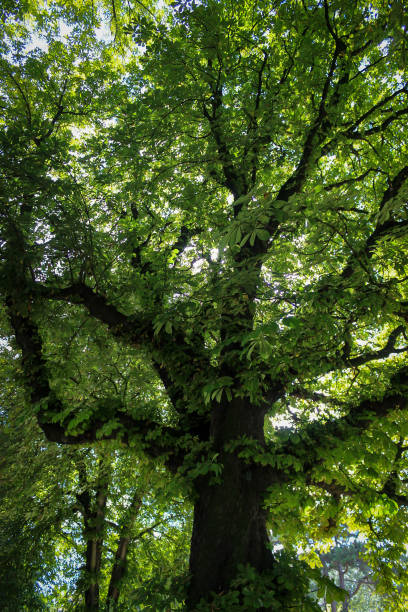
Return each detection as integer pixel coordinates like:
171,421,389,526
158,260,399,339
106,492,142,608
83,487,107,611
77,458,109,611
106,535,130,607
337,563,348,611
186,397,275,609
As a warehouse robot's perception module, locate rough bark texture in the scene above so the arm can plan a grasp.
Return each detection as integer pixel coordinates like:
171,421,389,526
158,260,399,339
186,398,274,609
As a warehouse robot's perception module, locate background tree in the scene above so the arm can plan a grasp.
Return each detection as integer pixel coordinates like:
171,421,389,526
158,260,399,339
2,0,408,609
0,344,75,611
0,401,190,611
0,308,190,610
318,534,384,611
0,422,59,611
66,449,190,611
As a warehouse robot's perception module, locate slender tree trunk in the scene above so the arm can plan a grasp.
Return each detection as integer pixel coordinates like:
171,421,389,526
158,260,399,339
186,397,275,609
77,457,110,611
106,535,131,607
337,563,348,611
83,487,107,611
319,555,329,610
83,535,102,609
106,492,142,608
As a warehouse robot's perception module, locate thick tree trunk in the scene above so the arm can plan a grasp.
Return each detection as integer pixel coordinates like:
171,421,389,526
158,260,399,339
187,462,273,607
186,397,274,609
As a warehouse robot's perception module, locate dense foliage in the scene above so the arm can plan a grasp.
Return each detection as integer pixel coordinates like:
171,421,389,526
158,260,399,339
1,0,408,609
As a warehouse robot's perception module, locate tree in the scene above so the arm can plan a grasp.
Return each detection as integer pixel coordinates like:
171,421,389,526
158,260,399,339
0,314,189,610
1,0,408,608
0,421,58,611
0,327,78,611
0,399,190,611
64,448,189,611
318,535,384,611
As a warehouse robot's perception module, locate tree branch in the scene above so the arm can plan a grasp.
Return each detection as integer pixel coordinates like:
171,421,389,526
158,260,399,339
321,85,408,156
5,294,184,465
323,168,378,192
340,164,408,279
346,325,407,368
34,79,69,144
202,62,245,200
263,366,408,488
34,281,151,343
272,36,349,216
243,50,268,186
290,389,346,407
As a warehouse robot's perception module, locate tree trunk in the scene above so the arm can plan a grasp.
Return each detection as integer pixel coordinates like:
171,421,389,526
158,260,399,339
84,531,103,610
77,458,110,611
106,492,142,608
106,535,130,606
186,397,275,609
337,563,348,611
83,487,107,611
319,555,329,610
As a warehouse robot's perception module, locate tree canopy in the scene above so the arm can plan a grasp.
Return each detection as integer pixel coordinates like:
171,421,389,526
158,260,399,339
1,0,408,609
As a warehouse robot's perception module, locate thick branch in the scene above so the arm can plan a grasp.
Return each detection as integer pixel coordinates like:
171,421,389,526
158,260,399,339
243,50,269,186
340,164,408,279
346,325,407,368
5,295,184,464
291,389,347,407
323,168,378,192
309,475,408,510
34,282,147,342
347,107,408,140
202,64,245,199
321,85,408,156
34,79,68,145
259,366,408,496
262,37,350,241
269,370,408,485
